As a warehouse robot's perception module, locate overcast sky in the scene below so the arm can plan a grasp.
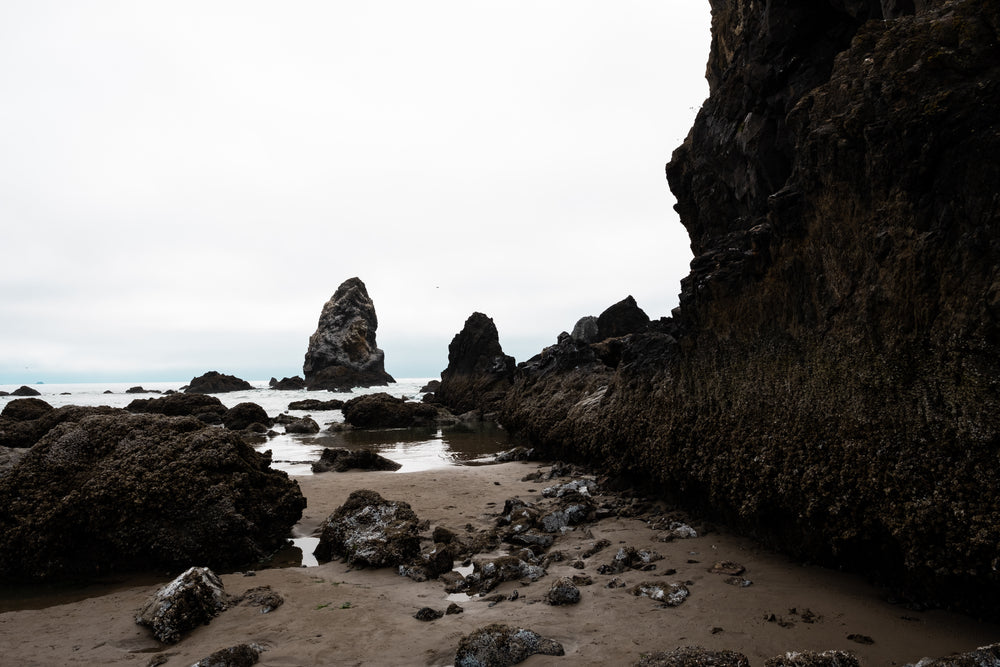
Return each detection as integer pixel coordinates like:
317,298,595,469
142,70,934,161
0,2,711,384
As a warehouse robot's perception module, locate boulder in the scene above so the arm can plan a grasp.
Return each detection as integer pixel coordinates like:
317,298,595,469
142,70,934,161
341,392,439,428
287,398,344,411
454,624,564,667
127,393,229,424
223,402,272,430
185,371,254,394
302,277,395,391
313,489,420,567
420,380,441,393
595,295,650,340
135,566,230,644
191,643,265,667
545,576,581,605
1,397,54,422
269,376,306,390
437,312,516,415
635,647,750,667
11,386,41,397
311,447,401,473
0,413,305,580
284,416,321,434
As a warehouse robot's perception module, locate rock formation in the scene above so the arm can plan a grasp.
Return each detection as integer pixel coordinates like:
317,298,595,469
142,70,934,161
303,277,395,391
341,392,439,428
184,371,254,394
0,412,305,580
313,489,420,567
435,312,515,415
500,0,1000,617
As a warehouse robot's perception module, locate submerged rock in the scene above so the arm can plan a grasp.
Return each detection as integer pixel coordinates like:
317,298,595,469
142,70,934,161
303,277,394,391
284,416,320,434
313,489,420,567
185,371,254,394
0,413,305,580
454,624,564,667
311,447,401,473
436,312,516,415
135,566,231,644
287,398,344,411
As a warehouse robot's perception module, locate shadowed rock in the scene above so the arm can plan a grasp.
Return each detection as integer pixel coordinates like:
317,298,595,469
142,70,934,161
303,277,394,391
311,447,401,473
127,393,229,425
223,402,272,430
184,371,254,394
269,376,306,390
341,392,439,428
0,413,305,580
436,312,515,415
11,386,41,397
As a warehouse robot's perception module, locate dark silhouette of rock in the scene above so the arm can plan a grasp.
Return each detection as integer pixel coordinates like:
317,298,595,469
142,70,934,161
284,416,320,434
287,398,344,411
303,277,394,391
436,312,515,415
454,624,564,666
341,392,439,428
127,393,229,425
596,295,650,340
125,386,160,394
545,576,581,605
222,402,272,430
635,647,750,667
185,371,254,394
11,386,41,397
0,412,305,580
499,0,1000,618
313,489,420,567
269,376,306,390
0,404,117,449
1,397,54,422
420,380,441,393
135,566,230,644
311,447,401,473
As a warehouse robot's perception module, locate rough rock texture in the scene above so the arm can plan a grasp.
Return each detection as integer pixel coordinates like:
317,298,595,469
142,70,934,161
191,643,265,667
126,393,229,424
269,375,306,390
135,566,230,644
222,402,272,430
313,489,420,567
635,647,751,667
764,651,860,667
311,447,402,473
0,403,118,449
184,371,254,394
904,642,1000,666
341,392,439,428
287,398,344,411
284,416,320,434
303,277,395,391
499,0,1000,616
0,413,305,580
454,624,565,667
1,397,54,421
436,312,516,415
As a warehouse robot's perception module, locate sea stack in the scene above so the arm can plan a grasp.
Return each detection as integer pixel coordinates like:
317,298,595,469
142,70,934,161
303,277,394,391
436,312,515,416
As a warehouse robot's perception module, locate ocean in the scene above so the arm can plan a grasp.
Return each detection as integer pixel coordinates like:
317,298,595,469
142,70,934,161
0,378,523,475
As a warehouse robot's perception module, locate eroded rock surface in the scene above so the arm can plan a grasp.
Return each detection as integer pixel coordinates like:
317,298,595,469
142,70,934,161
135,566,230,644
436,312,515,415
454,624,564,667
313,489,420,567
303,277,394,391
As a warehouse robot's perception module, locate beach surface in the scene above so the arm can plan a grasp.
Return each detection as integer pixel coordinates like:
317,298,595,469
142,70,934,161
1,460,997,666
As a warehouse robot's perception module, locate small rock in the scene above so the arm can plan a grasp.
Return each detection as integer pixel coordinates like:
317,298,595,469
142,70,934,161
631,581,690,607
446,602,464,614
635,646,750,666
454,623,564,667
847,634,874,645
545,576,581,605
710,561,745,576
135,567,230,644
414,607,444,621
191,643,265,667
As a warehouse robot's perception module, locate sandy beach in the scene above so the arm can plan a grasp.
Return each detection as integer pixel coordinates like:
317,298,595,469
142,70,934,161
1,460,997,666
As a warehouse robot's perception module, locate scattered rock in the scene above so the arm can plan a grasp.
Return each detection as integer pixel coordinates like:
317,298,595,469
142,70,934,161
446,602,464,615
545,577,581,605
184,371,254,394
237,585,283,613
598,546,664,574
763,650,860,667
135,567,231,644
631,581,690,607
462,556,546,595
710,561,745,576
635,647,750,667
846,634,874,645
414,606,444,621
454,623,564,667
311,447,401,473
10,386,41,397
314,489,420,567
191,643,265,667
904,642,1000,666
302,277,395,391
542,478,597,498
288,398,344,411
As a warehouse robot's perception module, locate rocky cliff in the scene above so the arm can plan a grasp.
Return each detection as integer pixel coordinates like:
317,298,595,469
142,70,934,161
500,0,1000,616
303,277,395,391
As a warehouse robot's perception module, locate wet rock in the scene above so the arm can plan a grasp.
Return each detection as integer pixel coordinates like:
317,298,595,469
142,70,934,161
237,585,283,613
400,542,455,582
538,503,593,533
0,446,27,473
287,398,344,411
1,397,54,421
599,546,664,574
184,371,254,394
414,606,444,621
191,643,265,667
764,651,859,667
11,385,41,397
341,392,439,428
454,623,564,667
303,277,394,391
135,567,231,644
311,447,401,473
904,642,1000,666
437,312,516,415
0,404,118,449
542,478,597,498
0,413,305,579
635,647,750,667
463,555,545,595
269,376,306,390
631,581,690,607
545,576,581,605
284,416,320,434
223,402,272,430
314,489,420,567
127,393,229,424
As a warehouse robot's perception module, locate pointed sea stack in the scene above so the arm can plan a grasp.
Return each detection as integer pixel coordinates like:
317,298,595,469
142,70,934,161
436,312,515,416
303,277,394,391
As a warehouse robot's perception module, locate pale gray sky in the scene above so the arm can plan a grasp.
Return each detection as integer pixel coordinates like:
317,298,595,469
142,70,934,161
0,2,711,383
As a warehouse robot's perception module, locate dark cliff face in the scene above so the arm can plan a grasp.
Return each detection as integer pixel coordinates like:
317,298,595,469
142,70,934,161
500,0,1000,616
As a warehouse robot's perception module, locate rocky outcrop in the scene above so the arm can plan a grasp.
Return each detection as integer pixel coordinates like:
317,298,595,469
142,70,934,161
635,647,750,667
436,312,515,415
184,371,254,394
303,277,395,391
127,392,229,424
500,0,1000,617
222,402,272,431
311,447,401,473
341,392,439,428
269,376,306,390
10,385,41,397
0,403,118,449
0,412,305,580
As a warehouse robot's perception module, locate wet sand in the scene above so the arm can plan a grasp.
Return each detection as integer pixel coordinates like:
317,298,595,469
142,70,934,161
1,461,997,666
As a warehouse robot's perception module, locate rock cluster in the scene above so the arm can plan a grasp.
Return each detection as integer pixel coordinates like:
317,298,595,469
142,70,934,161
498,0,1000,616
302,277,395,391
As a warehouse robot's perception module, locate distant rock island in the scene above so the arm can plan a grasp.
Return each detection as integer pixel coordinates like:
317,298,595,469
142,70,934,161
303,277,394,391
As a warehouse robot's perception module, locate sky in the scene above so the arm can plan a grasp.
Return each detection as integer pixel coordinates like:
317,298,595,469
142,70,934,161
0,2,711,384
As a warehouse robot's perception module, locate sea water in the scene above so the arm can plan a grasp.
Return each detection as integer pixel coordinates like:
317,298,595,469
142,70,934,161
0,378,522,474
